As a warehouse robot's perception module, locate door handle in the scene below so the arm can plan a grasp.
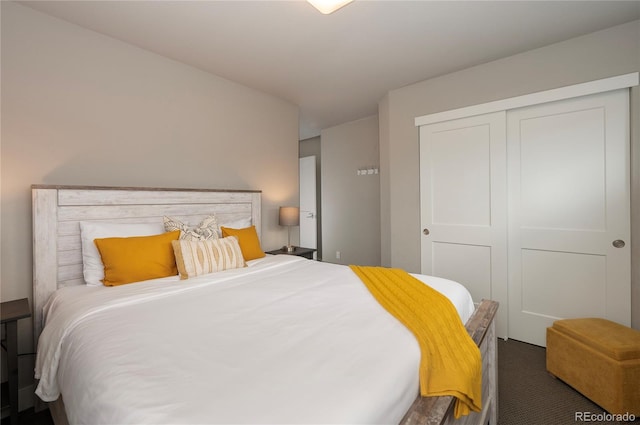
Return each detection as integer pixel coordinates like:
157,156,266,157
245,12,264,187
306,213,315,218
423,228,430,236
612,239,625,248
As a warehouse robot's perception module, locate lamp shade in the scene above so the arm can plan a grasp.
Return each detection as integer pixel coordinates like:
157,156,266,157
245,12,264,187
279,207,300,226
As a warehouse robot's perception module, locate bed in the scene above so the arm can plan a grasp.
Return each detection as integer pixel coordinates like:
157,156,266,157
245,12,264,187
32,185,498,425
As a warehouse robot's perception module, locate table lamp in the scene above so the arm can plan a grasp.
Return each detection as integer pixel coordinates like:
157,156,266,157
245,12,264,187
279,206,299,252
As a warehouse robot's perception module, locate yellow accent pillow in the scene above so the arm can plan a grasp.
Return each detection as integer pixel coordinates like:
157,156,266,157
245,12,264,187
220,225,265,261
94,230,180,286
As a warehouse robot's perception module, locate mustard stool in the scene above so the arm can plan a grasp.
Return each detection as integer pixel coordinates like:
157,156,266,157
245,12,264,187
546,318,640,415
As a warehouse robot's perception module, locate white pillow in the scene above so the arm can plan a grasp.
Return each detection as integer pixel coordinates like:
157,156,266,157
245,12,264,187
217,217,252,236
80,221,165,286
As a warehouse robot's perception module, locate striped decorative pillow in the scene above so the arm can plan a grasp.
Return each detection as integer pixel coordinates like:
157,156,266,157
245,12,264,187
172,236,246,280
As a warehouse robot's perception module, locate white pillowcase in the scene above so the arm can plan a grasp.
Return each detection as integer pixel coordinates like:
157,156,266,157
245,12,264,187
80,221,165,286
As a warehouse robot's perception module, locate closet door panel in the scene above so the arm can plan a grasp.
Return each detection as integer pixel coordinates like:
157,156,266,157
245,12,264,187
519,107,606,231
508,89,630,347
420,111,508,338
430,125,491,226
521,249,606,318
432,242,492,304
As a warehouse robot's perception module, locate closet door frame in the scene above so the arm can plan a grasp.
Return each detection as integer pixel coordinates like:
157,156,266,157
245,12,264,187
415,73,637,128
415,73,638,342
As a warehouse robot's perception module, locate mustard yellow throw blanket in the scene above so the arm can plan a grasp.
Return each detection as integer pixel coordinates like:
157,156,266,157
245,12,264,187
349,265,482,418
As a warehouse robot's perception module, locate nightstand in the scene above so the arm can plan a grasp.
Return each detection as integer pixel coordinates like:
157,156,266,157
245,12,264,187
1,298,31,425
266,247,317,260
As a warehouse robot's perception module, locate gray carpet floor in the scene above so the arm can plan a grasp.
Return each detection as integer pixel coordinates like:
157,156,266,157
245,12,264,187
498,338,638,424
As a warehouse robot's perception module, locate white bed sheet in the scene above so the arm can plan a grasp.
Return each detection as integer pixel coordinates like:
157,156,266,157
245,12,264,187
35,255,475,425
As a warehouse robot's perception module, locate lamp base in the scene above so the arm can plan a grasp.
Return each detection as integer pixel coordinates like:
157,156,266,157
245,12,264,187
284,245,296,253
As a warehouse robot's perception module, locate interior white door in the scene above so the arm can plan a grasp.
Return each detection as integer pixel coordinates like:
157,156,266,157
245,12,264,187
507,89,631,346
299,156,317,257
420,111,508,339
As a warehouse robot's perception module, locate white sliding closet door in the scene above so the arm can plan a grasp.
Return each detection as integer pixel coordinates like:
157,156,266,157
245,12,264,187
507,89,630,346
420,112,508,339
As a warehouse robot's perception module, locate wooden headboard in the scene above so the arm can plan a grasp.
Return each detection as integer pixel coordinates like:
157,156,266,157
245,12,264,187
32,185,261,345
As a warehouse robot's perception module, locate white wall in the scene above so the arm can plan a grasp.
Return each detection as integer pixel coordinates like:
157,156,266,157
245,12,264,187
321,116,380,266
1,2,299,393
379,20,640,328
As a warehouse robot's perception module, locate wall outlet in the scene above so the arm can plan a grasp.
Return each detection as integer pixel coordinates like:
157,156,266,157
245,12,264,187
336,251,341,259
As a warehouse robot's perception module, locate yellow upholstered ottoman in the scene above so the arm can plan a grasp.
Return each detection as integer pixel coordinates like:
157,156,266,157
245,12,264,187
546,318,640,415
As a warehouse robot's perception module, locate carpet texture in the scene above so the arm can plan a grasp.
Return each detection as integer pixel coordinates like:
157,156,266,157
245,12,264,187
498,338,639,424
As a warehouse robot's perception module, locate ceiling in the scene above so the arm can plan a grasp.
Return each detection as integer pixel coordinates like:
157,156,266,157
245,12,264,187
21,1,640,140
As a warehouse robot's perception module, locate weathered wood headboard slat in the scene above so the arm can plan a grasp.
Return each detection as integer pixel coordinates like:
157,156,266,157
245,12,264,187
32,185,261,347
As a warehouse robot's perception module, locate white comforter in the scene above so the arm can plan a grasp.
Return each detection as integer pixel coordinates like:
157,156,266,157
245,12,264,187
35,255,475,425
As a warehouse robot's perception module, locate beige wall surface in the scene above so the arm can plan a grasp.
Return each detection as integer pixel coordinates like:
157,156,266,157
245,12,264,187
1,1,299,384
321,116,380,266
299,136,321,158
380,20,640,328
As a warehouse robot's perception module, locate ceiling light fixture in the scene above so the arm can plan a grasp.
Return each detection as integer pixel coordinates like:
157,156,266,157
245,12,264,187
307,0,354,14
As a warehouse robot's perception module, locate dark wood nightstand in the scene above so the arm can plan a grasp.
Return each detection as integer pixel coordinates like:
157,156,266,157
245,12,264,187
1,298,31,425
266,247,317,260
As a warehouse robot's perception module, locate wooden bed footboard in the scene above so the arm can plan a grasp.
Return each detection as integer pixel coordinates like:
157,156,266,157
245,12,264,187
49,396,69,425
400,299,499,425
